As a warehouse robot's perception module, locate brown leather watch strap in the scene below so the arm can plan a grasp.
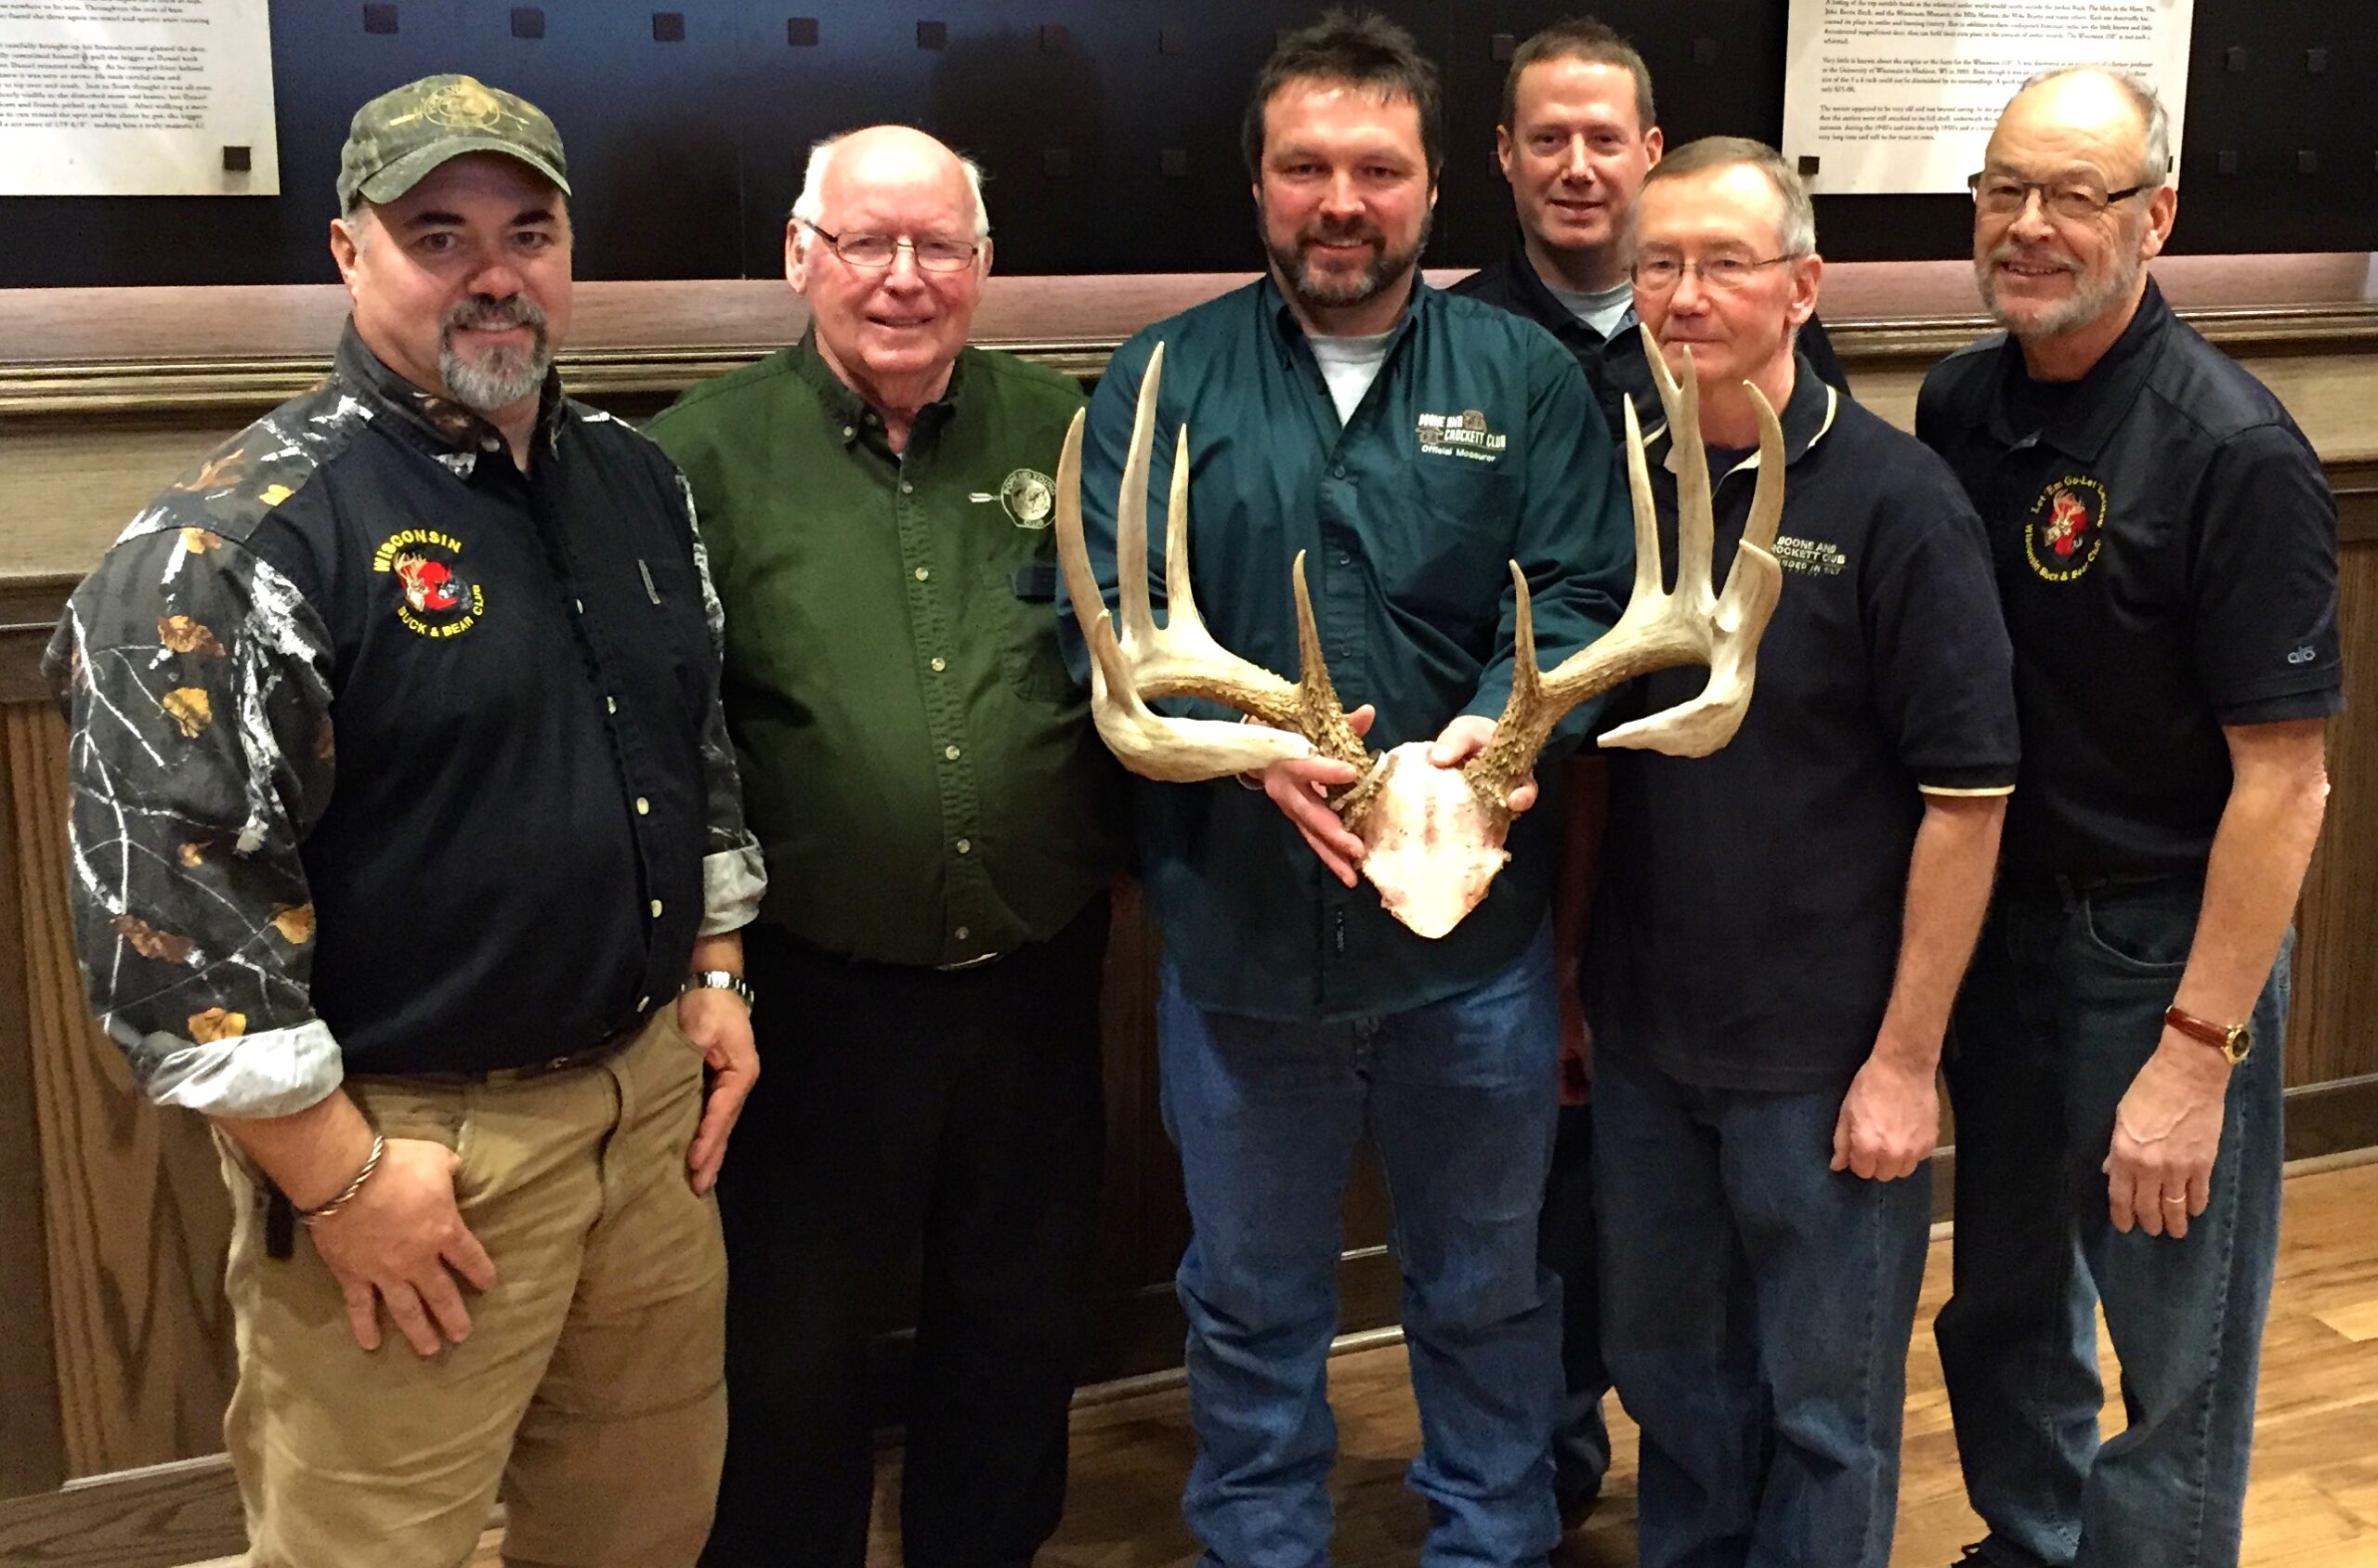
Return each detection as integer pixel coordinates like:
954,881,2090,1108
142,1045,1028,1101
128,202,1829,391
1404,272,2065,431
2164,1003,2249,1063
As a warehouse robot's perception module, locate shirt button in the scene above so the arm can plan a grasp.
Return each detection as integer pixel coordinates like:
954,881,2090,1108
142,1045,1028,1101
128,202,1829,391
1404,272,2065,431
931,656,947,673
635,797,650,816
956,838,972,855
574,598,584,613
944,744,961,761
1331,464,1347,479
843,425,855,438
901,480,915,494
637,995,649,1011
1333,550,1352,566
955,925,971,941
606,697,618,714
914,567,930,581
649,899,663,918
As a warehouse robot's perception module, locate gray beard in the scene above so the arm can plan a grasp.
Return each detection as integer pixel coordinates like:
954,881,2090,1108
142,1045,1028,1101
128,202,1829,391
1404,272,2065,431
438,297,551,414
1266,208,1433,316
1979,242,2142,343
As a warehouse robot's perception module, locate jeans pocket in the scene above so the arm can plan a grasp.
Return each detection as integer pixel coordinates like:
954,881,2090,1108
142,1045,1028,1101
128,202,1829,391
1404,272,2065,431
2078,883,2194,975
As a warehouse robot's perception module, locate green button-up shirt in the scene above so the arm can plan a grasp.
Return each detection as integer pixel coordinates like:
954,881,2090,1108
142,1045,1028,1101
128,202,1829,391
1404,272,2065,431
1062,278,1630,1021
648,333,1125,967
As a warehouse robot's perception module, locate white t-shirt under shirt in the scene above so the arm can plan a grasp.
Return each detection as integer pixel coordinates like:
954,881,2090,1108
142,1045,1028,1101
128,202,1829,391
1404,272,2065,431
1307,330,1397,425
1548,279,1636,340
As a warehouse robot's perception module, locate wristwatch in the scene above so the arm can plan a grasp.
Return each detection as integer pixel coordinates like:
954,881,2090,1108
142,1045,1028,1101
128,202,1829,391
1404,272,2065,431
680,970,758,1015
2164,1003,2250,1065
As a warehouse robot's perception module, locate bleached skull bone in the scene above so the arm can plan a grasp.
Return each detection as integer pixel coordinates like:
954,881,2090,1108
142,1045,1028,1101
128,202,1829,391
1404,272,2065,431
1349,745,1514,941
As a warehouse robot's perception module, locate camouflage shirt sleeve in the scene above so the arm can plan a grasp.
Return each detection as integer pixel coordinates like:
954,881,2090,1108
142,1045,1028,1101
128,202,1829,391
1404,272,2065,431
677,472,765,935
45,522,343,1119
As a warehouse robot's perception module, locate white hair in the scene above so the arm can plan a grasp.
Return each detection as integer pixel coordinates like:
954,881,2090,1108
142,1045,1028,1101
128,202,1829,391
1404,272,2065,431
2018,66,2172,187
788,131,991,255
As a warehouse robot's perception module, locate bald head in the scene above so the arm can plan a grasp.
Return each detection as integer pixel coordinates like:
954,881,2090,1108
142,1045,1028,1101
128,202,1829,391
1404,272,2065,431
783,124,992,425
790,124,989,251
1991,68,2167,191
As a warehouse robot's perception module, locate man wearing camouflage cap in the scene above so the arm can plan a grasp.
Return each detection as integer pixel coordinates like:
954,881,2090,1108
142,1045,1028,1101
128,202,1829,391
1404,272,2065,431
46,74,763,1567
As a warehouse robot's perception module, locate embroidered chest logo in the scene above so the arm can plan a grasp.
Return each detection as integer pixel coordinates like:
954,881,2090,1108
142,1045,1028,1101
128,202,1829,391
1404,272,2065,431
1416,409,1508,464
2026,475,2108,582
372,529,484,637
999,467,1056,529
1772,535,1849,577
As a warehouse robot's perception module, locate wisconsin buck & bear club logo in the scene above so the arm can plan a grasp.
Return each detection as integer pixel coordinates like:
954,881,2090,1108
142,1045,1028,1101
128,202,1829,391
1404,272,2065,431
2027,474,2108,582
372,529,484,637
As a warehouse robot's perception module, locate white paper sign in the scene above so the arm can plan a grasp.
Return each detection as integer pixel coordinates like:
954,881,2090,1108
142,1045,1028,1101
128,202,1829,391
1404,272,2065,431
0,0,278,195
1781,0,2193,195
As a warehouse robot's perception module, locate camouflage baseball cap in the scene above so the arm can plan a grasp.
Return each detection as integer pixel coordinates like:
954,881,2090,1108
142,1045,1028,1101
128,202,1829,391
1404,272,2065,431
336,73,571,212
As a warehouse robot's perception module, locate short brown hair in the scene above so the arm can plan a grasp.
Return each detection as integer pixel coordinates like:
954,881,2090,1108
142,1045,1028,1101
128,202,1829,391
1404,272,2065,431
1640,136,1817,255
1499,18,1655,134
1242,8,1444,181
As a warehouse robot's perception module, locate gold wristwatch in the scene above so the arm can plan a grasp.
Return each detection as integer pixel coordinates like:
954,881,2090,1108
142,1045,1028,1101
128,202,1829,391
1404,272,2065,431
2164,1003,2250,1065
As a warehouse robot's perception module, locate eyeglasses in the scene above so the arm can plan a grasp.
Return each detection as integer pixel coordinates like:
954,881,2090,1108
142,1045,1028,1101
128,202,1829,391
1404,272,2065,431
799,219,980,273
1966,173,2155,222
1629,254,1797,294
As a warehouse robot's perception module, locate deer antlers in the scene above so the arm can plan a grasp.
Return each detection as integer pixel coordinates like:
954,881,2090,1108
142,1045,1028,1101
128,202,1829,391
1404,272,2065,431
1054,327,1784,832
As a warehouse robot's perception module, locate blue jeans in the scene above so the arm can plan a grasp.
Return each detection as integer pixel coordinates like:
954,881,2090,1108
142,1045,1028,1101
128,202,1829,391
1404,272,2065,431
1156,924,1564,1568
1593,1046,1932,1568
1938,875,2289,1568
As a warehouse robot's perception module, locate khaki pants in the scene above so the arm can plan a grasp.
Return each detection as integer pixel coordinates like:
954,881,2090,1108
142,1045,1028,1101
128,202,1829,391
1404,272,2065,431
219,1008,727,1568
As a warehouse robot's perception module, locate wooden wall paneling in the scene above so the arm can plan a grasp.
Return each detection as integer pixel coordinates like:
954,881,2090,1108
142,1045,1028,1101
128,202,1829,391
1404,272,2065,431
0,695,68,1498
5,707,236,1478
0,1455,243,1568
2286,478,2378,1091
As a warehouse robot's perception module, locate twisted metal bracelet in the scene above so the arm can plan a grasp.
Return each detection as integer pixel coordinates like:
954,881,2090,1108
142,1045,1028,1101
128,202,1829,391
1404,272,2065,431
296,1132,386,1226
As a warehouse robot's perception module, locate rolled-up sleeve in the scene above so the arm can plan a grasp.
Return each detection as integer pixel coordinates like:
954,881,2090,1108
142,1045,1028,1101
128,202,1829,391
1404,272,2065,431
46,525,344,1118
676,474,765,934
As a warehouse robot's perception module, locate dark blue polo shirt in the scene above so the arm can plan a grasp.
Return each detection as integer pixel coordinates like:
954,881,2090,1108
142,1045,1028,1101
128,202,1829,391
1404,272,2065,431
1917,280,2343,878
1585,359,2019,1091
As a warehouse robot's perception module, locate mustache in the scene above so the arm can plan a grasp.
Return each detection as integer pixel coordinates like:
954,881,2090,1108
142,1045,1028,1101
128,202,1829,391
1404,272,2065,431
442,294,547,334
1297,217,1385,250
1983,242,2080,277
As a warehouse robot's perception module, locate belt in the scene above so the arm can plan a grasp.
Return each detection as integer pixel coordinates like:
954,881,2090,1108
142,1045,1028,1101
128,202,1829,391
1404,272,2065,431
377,1012,650,1089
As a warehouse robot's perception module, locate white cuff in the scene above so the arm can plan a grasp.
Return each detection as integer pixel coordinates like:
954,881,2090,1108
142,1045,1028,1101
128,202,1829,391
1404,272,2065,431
699,843,767,936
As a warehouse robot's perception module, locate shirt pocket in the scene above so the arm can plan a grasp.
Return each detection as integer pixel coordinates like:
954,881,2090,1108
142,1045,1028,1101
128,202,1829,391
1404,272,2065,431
981,558,1082,707
1388,460,1523,638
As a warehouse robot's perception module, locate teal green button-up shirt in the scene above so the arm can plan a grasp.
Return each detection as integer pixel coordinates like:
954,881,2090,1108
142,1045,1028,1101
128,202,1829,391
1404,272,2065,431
1063,279,1630,1021
649,333,1125,968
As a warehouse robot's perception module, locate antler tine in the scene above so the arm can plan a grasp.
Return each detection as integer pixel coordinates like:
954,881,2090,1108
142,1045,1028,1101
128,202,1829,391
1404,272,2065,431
1651,336,1718,614
1737,381,1786,562
1112,341,1166,654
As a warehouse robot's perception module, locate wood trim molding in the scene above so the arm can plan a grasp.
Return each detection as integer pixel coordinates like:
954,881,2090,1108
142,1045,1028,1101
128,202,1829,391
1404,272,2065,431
3,294,2372,419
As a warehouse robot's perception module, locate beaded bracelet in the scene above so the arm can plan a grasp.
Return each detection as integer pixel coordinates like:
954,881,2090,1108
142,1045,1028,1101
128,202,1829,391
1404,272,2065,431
296,1133,385,1226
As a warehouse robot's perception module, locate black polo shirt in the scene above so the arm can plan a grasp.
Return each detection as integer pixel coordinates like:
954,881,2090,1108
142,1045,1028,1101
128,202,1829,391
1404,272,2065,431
1584,359,2019,1091
1452,235,1850,442
1916,280,2343,878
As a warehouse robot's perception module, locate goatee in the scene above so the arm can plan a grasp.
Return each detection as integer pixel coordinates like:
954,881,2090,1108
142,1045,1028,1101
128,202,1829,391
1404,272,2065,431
438,294,552,414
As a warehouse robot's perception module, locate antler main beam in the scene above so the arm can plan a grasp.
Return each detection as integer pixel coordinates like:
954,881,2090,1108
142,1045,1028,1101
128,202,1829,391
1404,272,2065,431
1464,333,1787,816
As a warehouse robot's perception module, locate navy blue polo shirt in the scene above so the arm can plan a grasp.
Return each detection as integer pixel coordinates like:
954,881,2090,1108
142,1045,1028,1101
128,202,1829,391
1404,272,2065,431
1917,280,2343,877
1585,359,2019,1091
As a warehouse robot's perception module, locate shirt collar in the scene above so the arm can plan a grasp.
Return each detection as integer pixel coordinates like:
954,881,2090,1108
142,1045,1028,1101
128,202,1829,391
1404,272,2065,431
793,326,967,450
1260,270,1427,371
1496,228,1631,347
333,320,568,470
1635,348,1839,477
1984,276,2173,464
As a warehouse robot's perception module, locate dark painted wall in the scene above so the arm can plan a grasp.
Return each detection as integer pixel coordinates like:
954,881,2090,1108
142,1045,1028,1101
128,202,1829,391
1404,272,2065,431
2,0,2372,288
